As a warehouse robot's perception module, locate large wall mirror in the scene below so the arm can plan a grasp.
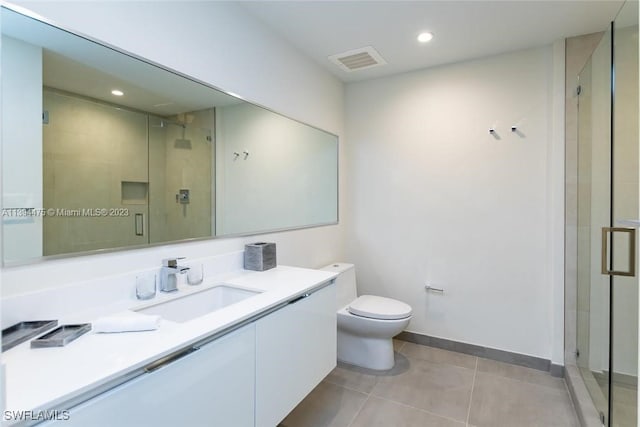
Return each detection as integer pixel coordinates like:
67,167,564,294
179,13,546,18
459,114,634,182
1,5,339,265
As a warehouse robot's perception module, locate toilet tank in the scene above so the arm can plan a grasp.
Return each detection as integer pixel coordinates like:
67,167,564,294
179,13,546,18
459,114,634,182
321,263,357,309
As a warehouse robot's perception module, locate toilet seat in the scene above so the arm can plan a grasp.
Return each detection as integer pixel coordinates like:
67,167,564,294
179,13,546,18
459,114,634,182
348,295,412,320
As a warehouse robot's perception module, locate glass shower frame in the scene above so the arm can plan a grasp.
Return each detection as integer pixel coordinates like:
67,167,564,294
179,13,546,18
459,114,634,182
575,2,639,425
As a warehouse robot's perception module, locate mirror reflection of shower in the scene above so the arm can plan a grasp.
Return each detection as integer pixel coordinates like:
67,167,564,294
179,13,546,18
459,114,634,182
149,108,214,243
41,88,215,255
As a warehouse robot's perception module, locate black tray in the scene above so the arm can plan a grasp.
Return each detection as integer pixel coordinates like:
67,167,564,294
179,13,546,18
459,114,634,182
2,320,58,351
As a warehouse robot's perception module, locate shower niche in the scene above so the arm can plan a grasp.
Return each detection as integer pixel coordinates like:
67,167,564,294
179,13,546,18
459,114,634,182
121,182,148,206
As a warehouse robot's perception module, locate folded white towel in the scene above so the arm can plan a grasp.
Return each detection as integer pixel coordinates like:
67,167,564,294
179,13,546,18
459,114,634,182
93,313,161,333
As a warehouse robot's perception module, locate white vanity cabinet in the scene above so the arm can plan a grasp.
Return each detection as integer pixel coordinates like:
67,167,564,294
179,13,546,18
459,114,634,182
255,282,337,427
43,325,256,427
30,280,336,427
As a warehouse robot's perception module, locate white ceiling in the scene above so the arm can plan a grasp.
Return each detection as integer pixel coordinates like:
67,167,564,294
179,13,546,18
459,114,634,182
241,0,625,83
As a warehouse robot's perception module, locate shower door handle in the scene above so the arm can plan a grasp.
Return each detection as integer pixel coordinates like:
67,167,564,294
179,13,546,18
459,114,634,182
601,227,636,276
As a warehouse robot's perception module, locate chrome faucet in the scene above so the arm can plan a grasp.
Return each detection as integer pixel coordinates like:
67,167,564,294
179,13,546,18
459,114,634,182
160,258,190,293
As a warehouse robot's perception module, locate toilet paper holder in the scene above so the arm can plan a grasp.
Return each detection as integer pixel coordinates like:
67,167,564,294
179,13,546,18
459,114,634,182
424,285,444,293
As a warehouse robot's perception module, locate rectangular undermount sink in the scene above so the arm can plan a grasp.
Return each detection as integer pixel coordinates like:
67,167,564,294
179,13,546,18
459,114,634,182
135,284,262,323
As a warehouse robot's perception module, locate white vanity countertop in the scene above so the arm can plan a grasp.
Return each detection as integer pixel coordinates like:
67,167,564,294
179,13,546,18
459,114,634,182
2,265,337,416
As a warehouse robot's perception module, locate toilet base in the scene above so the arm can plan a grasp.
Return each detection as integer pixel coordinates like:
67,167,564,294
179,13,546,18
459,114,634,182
337,330,395,370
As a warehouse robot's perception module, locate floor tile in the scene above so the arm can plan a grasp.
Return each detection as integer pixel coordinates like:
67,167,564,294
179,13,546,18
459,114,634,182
400,342,477,370
350,396,465,427
324,363,380,394
393,338,406,352
370,356,475,421
279,381,367,427
612,384,637,427
477,357,565,390
612,402,637,427
612,383,637,406
325,352,412,393
468,372,579,427
285,341,580,427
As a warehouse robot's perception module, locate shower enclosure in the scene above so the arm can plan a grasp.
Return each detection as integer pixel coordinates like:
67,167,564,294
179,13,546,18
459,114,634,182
42,89,214,255
576,1,638,425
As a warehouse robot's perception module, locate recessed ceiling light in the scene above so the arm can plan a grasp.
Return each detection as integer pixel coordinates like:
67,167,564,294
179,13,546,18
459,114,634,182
417,32,434,43
111,89,124,96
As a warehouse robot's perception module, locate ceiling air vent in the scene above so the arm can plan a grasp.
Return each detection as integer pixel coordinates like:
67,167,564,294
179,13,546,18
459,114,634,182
328,46,387,72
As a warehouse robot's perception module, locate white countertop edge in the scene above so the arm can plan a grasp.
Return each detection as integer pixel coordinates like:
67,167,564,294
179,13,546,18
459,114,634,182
3,265,338,416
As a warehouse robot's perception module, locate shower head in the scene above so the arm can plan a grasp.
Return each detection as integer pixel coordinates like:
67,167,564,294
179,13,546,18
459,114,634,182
174,138,192,149
174,123,191,149
150,119,186,129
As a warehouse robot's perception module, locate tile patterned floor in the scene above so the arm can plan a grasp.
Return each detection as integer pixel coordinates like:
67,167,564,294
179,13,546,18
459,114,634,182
280,340,579,427
610,384,638,427
584,368,638,426
595,377,638,427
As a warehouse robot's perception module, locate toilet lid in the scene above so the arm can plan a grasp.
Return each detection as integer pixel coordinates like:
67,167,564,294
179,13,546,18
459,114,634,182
348,295,412,320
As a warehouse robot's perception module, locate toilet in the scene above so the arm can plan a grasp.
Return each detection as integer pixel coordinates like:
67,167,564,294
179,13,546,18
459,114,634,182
321,263,412,370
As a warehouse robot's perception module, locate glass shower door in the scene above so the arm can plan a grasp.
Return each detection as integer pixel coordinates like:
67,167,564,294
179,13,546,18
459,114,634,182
576,24,612,425
610,1,639,425
577,2,639,424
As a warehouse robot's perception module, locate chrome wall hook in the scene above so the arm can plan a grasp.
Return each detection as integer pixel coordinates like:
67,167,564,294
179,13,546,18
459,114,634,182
243,150,250,159
233,152,240,160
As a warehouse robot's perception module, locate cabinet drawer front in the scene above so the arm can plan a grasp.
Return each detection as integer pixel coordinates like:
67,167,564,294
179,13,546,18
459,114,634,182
43,325,256,427
255,283,337,427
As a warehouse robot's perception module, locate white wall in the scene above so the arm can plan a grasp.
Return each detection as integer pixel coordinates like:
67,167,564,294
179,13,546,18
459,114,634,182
1,36,43,262
2,1,345,297
345,46,564,360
